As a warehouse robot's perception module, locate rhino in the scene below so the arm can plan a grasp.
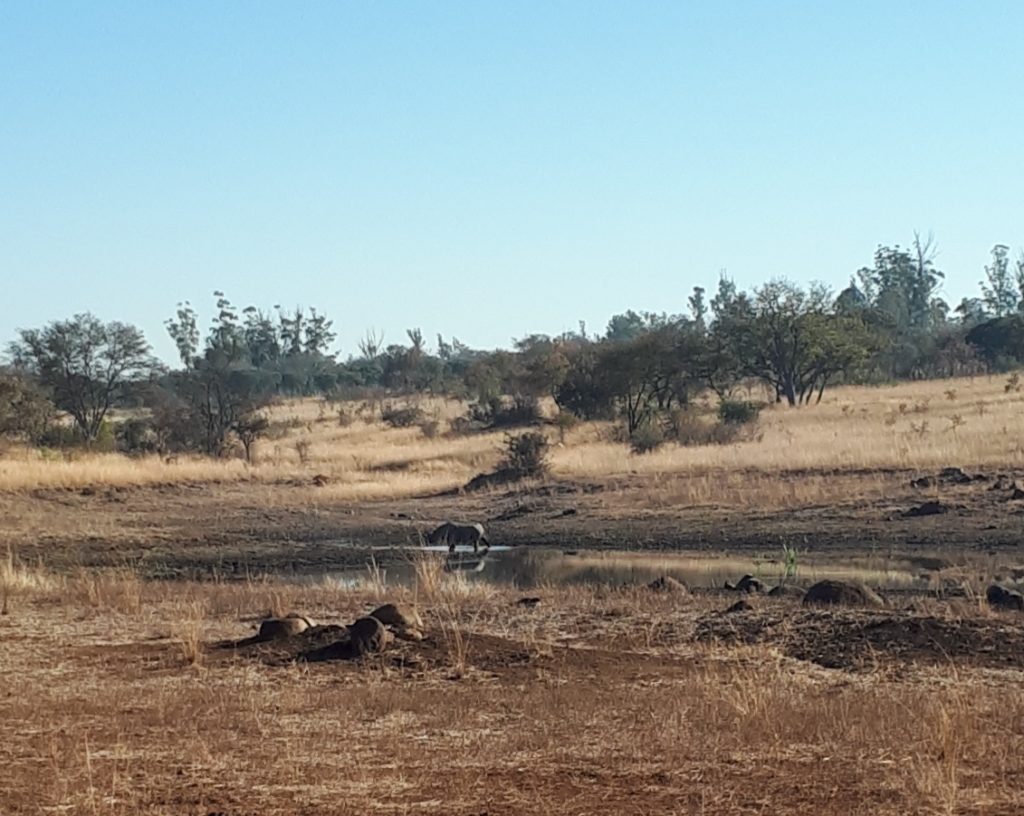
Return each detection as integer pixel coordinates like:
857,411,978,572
426,521,491,553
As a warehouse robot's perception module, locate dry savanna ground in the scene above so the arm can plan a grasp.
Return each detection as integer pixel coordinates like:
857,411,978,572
2,374,1024,814
3,558,1024,816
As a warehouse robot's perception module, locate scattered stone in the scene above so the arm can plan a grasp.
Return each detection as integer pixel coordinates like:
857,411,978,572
1010,485,1024,501
516,596,542,607
647,576,688,593
311,474,329,487
348,616,390,654
370,603,422,630
802,580,885,609
903,500,949,518
911,467,983,488
725,574,766,593
258,613,314,640
767,584,805,599
559,508,578,517
986,584,1024,611
724,600,754,614
991,474,1014,491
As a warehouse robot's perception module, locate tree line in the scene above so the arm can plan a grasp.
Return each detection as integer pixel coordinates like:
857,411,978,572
4,236,1024,456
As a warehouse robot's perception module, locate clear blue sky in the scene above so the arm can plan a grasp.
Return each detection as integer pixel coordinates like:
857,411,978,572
3,1,1023,364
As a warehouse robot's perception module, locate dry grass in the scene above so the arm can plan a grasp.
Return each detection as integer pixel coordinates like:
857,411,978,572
1,375,1023,508
2,570,1023,814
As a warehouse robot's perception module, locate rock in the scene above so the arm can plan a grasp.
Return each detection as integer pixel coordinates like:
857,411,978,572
647,576,688,593
1010,486,1024,501
986,584,1024,611
729,574,766,594
903,501,949,518
912,468,973,488
369,603,422,630
516,596,542,607
349,616,390,654
802,580,885,608
560,508,578,517
767,584,805,599
990,474,1013,491
258,613,314,640
724,599,754,614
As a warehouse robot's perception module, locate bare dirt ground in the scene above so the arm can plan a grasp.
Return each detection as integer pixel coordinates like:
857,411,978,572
4,464,1024,577
4,460,1024,814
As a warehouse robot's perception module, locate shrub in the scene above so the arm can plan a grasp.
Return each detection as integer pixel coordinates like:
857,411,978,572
0,373,54,445
116,418,160,455
629,422,666,454
553,410,579,443
469,396,542,429
501,431,549,478
381,403,425,428
664,408,756,447
718,399,761,425
419,419,441,439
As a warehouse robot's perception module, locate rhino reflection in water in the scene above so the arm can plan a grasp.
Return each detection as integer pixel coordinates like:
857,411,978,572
426,521,491,553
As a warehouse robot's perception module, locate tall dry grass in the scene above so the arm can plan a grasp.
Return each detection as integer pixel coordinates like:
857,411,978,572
1,573,1023,814
1,374,1022,496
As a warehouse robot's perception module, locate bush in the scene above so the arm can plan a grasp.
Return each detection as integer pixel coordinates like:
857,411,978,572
501,431,550,478
553,410,579,442
381,403,425,428
718,399,761,425
418,419,441,439
116,418,160,455
629,422,665,454
469,396,542,429
0,374,54,444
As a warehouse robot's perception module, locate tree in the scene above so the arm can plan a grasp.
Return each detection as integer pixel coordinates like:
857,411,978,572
857,235,946,332
8,314,157,442
721,280,874,406
0,370,54,444
688,286,708,332
165,302,199,368
981,244,1018,317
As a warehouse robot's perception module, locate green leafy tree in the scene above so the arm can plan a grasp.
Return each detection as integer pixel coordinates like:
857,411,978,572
981,244,1019,317
8,314,157,442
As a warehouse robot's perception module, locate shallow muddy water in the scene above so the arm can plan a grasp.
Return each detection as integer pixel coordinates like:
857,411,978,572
313,546,931,591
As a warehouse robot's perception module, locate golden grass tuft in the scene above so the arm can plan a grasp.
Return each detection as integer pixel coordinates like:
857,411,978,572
0,374,1022,509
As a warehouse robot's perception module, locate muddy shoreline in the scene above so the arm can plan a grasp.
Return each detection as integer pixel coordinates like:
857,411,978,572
5,468,1023,579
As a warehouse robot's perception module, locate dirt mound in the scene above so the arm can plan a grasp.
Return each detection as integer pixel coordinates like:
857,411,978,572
647,576,688,593
697,607,1024,671
987,584,1024,611
803,580,885,608
349,616,390,654
258,613,314,640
